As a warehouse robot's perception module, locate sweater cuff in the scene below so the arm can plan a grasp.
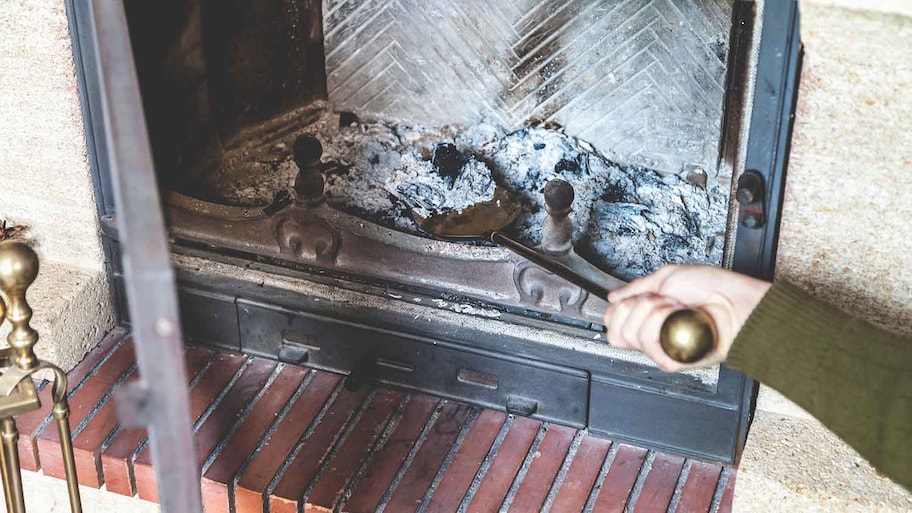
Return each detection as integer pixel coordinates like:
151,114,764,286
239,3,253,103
726,281,850,406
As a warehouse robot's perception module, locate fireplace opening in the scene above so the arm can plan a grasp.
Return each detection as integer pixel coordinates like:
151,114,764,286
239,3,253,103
75,0,802,463
128,0,734,277
193,106,728,282
126,0,737,318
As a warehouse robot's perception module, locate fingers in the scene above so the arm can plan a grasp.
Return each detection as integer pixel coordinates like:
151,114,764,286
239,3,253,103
607,265,677,303
605,293,706,373
604,297,636,349
606,293,677,347
621,294,678,346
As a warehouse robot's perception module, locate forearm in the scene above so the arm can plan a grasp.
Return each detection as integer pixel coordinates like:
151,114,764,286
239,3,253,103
727,282,912,490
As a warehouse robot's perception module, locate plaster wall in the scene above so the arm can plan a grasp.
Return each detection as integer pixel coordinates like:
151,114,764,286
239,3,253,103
0,0,114,371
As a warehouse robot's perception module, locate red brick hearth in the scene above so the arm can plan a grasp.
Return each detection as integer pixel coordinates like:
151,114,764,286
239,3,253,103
23,332,735,512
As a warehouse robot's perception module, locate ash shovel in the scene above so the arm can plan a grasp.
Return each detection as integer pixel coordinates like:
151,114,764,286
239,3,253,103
400,187,718,364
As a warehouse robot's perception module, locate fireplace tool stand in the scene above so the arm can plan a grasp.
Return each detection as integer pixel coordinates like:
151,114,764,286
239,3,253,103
0,241,82,513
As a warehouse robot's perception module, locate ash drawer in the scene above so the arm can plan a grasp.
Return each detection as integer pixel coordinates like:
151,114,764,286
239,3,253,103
237,299,589,427
177,288,240,351
589,377,742,463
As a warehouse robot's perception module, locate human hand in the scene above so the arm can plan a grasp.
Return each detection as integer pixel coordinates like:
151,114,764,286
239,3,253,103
603,265,771,372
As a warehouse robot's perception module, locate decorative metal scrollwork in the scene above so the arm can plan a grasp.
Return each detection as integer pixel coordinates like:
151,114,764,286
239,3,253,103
513,261,587,317
271,210,342,266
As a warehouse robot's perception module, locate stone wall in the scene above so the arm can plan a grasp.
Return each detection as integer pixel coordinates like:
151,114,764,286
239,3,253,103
0,0,114,371
0,0,103,270
777,0,912,335
738,1,912,509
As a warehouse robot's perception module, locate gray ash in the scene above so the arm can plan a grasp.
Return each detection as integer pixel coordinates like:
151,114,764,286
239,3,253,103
201,109,727,281
481,127,727,280
384,148,496,217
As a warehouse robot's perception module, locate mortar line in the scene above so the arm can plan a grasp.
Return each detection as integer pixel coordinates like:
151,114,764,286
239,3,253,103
191,357,253,433
228,369,316,513
623,450,657,511
415,406,481,512
35,333,129,437
299,389,380,505
540,430,586,513
582,441,619,513
70,362,137,438
99,347,204,453
456,414,515,513
263,379,348,511
666,459,693,513
708,466,734,513
499,421,549,512
336,392,413,512
201,362,285,474
375,399,447,513
130,350,218,462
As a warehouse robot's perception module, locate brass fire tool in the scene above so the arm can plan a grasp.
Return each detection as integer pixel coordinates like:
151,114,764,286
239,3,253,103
398,178,717,364
0,241,82,513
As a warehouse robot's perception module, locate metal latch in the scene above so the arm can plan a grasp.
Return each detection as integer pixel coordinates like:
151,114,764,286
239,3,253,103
505,395,539,417
736,170,766,228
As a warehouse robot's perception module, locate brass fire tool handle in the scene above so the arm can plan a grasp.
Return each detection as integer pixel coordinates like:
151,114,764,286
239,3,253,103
0,241,83,513
490,231,717,364
658,309,717,364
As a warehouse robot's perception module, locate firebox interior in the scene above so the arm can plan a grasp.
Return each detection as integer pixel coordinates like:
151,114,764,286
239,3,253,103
125,0,736,282
96,0,800,464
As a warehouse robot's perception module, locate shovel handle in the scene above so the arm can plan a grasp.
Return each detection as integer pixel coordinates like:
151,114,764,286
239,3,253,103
490,231,716,363
490,231,612,297
658,309,717,363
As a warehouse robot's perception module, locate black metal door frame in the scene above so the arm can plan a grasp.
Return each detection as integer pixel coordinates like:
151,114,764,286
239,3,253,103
728,0,805,463
64,0,802,508
66,1,203,512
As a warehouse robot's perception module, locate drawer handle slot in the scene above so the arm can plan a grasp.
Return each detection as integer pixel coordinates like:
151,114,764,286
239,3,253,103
280,331,320,364
457,368,498,390
282,332,320,352
377,357,414,373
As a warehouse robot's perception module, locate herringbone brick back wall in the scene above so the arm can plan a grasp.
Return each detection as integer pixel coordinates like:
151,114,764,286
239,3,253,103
324,0,733,175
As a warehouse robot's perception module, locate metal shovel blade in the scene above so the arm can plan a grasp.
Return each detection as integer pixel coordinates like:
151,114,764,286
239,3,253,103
409,187,522,241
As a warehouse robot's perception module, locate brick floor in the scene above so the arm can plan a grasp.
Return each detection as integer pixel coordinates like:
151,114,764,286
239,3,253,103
21,333,736,512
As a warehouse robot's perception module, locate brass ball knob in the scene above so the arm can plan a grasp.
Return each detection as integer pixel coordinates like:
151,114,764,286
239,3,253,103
543,179,574,214
0,240,40,370
0,240,39,293
660,309,717,364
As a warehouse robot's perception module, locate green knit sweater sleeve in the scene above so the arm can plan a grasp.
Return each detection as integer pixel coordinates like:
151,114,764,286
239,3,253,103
726,281,911,490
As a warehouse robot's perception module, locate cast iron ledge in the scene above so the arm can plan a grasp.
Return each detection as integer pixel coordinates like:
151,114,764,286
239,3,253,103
165,191,615,327
169,240,724,395
171,249,748,463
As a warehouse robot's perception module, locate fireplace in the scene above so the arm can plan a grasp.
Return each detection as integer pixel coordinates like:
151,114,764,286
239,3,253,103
67,0,801,498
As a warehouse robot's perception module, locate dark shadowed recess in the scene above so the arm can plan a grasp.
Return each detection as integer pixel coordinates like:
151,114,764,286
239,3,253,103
123,0,327,194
